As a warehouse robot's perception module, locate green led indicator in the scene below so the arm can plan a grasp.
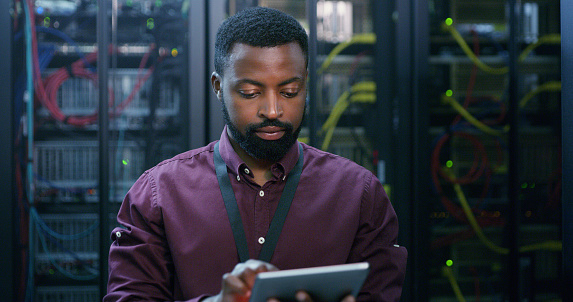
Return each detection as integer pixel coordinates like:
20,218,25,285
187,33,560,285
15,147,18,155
49,269,55,275
43,17,50,27
122,159,129,166
445,18,453,26
147,18,155,30
530,182,535,188
446,160,453,168
446,259,453,267
521,182,528,189
446,90,453,97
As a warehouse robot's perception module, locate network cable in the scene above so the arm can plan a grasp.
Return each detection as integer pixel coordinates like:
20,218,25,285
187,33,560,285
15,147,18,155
442,19,561,75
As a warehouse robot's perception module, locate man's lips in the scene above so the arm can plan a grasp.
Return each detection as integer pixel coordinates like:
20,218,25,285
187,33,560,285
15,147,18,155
255,126,286,140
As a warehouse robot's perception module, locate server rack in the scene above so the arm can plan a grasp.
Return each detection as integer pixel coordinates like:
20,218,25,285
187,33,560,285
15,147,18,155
7,0,216,300
268,1,564,301
413,0,563,301
6,1,567,301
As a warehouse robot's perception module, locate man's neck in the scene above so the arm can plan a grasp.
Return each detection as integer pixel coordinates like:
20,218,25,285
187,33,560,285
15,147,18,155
227,134,274,186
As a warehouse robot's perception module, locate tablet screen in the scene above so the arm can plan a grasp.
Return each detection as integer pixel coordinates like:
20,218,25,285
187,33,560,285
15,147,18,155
249,262,370,302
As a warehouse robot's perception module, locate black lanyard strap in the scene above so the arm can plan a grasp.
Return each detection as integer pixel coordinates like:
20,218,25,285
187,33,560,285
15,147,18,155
214,141,304,263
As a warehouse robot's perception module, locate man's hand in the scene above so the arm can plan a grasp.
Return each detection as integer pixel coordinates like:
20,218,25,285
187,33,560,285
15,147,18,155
273,291,355,302
203,259,278,302
203,260,357,302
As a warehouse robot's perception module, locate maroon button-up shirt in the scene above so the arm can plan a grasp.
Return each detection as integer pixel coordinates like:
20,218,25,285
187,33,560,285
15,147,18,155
105,128,407,302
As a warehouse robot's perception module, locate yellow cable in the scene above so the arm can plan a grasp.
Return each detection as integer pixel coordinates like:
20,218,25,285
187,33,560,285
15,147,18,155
322,100,350,150
297,137,309,144
519,81,561,108
441,22,508,75
444,168,562,254
441,94,505,137
518,34,561,62
442,266,467,302
349,81,376,93
451,180,510,254
321,91,351,133
320,82,376,134
318,34,376,74
442,20,561,75
320,82,376,150
442,80,561,135
321,93,375,151
349,93,376,103
317,35,377,150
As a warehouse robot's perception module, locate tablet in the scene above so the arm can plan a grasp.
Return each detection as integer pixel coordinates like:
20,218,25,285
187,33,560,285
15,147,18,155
249,262,370,302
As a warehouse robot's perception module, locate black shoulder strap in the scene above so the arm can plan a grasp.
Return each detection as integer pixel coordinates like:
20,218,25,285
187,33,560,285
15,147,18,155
214,141,304,263
214,141,250,262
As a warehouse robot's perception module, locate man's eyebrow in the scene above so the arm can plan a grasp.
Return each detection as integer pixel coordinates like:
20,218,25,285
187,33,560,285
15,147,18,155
278,77,304,86
235,79,264,87
234,77,304,87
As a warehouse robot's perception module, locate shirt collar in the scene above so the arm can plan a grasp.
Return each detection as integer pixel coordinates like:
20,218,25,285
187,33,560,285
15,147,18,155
217,125,301,179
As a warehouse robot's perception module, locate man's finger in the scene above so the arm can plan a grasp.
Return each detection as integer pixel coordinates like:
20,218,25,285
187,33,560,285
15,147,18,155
295,291,312,302
221,273,250,296
341,294,356,302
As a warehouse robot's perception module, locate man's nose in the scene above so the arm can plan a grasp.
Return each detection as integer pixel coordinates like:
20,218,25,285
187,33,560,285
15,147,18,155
258,93,282,120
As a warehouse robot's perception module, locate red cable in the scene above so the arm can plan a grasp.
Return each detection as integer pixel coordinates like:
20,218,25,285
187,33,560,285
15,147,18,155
28,0,158,127
431,131,503,226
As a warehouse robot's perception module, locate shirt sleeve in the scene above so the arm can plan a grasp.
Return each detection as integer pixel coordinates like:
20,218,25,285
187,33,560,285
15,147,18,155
347,172,408,302
104,172,207,302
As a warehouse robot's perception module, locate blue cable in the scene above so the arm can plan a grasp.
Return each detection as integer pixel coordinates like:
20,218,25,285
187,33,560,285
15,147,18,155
34,219,98,281
34,216,99,274
34,172,96,194
23,0,35,300
35,26,94,70
30,207,99,241
36,223,99,273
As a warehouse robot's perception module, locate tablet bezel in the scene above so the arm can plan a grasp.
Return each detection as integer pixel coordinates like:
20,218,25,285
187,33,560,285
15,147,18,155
249,262,370,302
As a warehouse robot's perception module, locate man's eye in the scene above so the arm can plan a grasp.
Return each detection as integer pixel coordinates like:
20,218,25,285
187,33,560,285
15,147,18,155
239,91,258,99
281,91,299,98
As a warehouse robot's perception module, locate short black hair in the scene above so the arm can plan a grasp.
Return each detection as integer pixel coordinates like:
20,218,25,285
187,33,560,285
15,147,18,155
214,6,308,76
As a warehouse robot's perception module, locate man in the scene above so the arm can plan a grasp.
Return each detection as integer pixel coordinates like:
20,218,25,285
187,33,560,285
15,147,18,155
105,6,407,302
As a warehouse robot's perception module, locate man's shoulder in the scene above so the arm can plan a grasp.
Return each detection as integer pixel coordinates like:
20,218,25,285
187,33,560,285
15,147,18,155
145,141,216,174
300,143,372,176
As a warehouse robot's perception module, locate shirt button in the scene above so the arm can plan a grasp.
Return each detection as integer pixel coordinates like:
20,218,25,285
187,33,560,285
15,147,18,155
259,190,264,197
244,168,250,174
115,231,122,238
236,175,240,181
258,237,265,244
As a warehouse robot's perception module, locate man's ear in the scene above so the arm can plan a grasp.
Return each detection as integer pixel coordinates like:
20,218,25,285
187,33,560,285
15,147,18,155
211,72,223,100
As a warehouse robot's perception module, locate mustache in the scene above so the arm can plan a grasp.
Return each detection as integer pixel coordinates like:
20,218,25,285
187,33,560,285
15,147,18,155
246,119,294,133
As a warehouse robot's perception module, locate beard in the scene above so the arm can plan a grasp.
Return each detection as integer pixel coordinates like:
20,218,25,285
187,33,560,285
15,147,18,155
221,102,304,162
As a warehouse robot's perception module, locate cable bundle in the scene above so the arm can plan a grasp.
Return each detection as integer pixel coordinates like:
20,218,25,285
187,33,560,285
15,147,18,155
33,39,157,127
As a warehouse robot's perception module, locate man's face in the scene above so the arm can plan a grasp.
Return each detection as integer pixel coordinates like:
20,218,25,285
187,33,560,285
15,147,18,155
212,42,307,162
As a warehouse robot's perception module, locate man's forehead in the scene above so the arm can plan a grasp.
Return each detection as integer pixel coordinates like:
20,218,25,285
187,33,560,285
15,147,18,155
224,43,306,75
228,42,304,59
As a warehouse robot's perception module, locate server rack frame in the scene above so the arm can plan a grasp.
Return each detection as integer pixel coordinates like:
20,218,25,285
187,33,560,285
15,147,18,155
561,1,573,300
372,0,431,301
0,0,14,300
